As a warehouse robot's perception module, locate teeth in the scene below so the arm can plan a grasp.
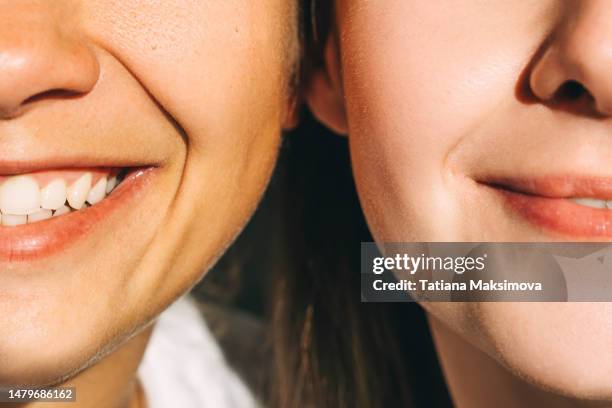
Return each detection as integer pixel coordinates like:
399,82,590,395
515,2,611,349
28,209,53,222
53,205,71,217
106,176,117,194
41,179,67,210
87,177,107,205
66,173,92,210
570,198,609,209
0,170,123,226
2,214,27,226
0,176,41,215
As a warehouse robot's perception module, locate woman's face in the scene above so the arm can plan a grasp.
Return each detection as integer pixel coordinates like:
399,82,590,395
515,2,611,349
308,0,612,400
0,1,295,386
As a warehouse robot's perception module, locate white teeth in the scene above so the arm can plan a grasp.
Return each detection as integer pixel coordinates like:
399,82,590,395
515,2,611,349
41,179,67,210
570,197,608,209
87,177,107,205
28,209,52,223
0,170,122,226
2,214,27,226
53,205,71,217
106,176,117,194
0,176,41,215
66,173,92,210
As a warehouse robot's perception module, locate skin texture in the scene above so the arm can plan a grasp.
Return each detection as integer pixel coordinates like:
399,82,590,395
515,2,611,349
307,0,612,406
0,0,296,407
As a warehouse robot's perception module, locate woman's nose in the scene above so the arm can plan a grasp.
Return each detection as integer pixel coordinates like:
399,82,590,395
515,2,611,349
529,0,612,116
0,2,99,119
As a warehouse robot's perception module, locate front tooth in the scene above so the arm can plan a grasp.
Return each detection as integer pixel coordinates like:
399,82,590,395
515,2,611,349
41,179,67,210
571,198,607,209
0,176,41,215
2,214,27,226
87,177,107,205
106,176,117,194
67,173,92,210
53,205,71,217
28,209,52,223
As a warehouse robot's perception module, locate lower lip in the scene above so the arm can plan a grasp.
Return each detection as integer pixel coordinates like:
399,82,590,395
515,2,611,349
497,188,612,238
0,167,155,261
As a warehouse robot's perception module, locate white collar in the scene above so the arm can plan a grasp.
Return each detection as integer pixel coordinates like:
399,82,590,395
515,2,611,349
138,295,259,408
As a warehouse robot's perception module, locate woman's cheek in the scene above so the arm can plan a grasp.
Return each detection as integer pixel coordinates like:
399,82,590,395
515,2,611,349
338,0,554,241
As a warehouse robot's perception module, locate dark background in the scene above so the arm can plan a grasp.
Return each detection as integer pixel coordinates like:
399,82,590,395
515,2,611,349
191,109,452,407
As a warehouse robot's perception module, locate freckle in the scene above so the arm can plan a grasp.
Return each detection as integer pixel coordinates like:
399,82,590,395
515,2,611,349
151,44,158,50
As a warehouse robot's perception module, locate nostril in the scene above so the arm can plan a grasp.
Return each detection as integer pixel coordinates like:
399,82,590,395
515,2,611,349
554,80,589,101
0,32,99,119
0,89,84,119
22,88,82,106
544,79,603,117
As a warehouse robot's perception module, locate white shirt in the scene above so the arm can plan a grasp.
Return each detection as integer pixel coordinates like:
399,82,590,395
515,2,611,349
138,295,259,408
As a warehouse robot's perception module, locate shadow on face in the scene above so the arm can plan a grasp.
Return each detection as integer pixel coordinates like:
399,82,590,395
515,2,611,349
0,0,297,388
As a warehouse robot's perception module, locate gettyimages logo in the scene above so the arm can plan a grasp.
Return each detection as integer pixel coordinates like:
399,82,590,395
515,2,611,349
372,253,487,275
361,242,612,302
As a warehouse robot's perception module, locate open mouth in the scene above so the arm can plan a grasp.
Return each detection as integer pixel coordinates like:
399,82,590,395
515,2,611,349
481,176,612,238
0,168,128,226
0,165,155,261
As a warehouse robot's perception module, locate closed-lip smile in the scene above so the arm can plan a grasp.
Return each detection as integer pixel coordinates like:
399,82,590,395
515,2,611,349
481,176,612,239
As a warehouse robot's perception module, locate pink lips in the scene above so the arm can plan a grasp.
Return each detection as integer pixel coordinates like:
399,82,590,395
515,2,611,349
0,167,154,261
486,176,612,239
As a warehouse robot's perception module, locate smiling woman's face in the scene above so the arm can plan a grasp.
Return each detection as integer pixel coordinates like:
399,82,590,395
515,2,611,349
307,0,612,400
0,1,295,386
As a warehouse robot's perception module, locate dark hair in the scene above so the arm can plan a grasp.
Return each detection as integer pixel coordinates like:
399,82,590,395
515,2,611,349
267,2,453,407
196,2,452,406
270,107,453,407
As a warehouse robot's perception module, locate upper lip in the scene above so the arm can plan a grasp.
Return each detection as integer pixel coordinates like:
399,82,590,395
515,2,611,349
0,121,166,175
480,176,612,200
0,158,155,175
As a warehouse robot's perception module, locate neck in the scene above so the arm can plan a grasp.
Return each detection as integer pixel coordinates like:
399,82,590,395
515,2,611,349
6,325,153,408
427,314,609,408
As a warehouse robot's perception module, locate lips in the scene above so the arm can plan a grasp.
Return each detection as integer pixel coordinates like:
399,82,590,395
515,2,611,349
0,166,154,261
483,176,612,238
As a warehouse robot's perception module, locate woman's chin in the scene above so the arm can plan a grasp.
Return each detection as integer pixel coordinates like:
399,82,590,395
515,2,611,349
476,302,612,400
0,328,104,389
